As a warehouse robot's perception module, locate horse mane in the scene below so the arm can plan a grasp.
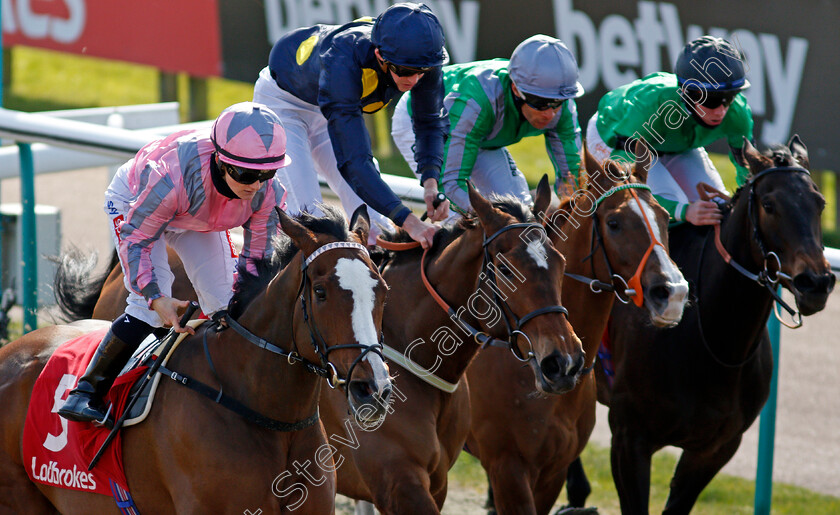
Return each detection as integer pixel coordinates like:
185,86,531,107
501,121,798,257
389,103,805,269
228,206,351,319
375,195,534,267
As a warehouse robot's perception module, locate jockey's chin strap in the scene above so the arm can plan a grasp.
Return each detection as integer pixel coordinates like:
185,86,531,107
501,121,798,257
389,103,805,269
376,223,569,367
566,182,662,307
696,167,809,328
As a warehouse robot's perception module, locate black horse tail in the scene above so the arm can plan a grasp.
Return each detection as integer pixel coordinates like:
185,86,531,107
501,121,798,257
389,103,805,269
51,246,118,322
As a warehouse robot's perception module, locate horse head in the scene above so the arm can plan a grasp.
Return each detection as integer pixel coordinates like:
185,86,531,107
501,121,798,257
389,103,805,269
733,135,834,317
588,142,688,326
544,143,688,327
469,183,583,394
273,205,393,422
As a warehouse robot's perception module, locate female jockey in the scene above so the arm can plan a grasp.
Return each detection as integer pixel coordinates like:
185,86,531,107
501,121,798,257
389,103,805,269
586,35,754,226
392,34,584,216
59,102,290,425
253,2,449,248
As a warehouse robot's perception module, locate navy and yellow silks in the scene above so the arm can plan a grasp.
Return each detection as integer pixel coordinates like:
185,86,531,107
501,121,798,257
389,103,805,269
268,19,448,225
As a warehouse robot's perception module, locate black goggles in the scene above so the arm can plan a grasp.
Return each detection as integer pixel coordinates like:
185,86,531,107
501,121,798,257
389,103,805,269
384,61,432,77
685,89,737,109
224,163,277,184
519,92,565,111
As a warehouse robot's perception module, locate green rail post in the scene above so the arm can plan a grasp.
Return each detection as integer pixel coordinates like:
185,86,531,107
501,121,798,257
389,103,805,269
754,313,781,514
18,143,37,333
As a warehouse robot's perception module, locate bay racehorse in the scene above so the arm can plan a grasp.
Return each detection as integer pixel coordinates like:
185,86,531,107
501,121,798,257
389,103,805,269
0,206,392,514
570,135,835,514
466,144,688,514
322,183,581,514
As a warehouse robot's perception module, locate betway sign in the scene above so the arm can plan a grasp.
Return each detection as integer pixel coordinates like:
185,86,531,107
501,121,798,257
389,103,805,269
550,0,806,148
258,0,821,159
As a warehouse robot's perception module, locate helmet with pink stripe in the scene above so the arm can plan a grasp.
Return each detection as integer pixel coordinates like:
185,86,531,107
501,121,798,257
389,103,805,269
211,102,292,170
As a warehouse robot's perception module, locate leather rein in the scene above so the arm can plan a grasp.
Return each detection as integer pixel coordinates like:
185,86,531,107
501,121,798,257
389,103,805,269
376,222,569,378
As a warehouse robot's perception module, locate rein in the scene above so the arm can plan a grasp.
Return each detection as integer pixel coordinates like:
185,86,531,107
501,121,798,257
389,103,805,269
375,221,569,384
158,240,383,430
696,166,808,328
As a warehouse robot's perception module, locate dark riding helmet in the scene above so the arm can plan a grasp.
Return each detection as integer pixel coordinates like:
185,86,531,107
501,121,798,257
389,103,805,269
676,36,750,93
371,2,448,68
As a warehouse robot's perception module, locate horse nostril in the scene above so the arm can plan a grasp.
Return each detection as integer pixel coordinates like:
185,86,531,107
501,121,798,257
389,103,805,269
648,284,671,303
825,273,836,292
349,380,374,401
540,352,564,381
793,273,815,292
379,384,393,405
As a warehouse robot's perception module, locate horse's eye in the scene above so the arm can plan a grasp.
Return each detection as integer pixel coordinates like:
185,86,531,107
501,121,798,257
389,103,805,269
313,285,327,301
761,200,775,214
497,263,513,277
606,218,620,230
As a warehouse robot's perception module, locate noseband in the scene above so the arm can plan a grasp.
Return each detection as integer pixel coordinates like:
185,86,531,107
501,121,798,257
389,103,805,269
479,223,569,362
564,182,663,307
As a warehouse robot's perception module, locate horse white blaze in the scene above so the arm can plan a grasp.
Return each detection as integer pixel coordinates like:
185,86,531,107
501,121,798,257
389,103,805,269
334,258,390,389
629,200,689,319
526,240,549,269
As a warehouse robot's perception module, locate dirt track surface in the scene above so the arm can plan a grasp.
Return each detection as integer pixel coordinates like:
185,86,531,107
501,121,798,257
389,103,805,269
4,167,838,512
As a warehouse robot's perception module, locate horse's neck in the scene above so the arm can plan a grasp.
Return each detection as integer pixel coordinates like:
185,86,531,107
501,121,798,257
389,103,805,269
695,204,774,360
219,266,321,423
557,214,613,363
392,227,488,384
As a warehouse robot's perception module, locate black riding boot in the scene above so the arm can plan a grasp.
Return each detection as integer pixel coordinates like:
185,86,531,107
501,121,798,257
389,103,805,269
58,328,140,425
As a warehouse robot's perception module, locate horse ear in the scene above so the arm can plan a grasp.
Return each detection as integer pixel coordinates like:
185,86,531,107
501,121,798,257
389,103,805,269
532,174,551,221
582,141,602,182
276,208,319,256
468,181,500,227
788,134,810,169
583,144,614,194
738,137,766,175
349,205,371,245
632,139,652,183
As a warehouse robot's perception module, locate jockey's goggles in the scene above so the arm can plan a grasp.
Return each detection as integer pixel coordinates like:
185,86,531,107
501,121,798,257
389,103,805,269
384,61,433,77
685,89,737,109
224,162,277,184
519,91,565,111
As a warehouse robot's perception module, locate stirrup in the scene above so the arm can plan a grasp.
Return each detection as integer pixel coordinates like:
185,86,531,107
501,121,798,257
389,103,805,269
93,404,114,430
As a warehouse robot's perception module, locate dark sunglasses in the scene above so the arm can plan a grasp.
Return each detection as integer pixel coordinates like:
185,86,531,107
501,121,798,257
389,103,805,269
519,92,565,111
685,89,737,109
384,61,432,77
224,163,277,184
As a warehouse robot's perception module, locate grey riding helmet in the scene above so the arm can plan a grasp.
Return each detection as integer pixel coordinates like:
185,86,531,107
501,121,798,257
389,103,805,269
508,35,584,100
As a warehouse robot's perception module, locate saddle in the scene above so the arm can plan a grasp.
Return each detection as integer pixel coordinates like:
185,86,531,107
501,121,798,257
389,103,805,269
119,318,206,426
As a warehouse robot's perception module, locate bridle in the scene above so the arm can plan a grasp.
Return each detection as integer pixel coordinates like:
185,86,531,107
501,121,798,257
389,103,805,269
221,240,385,389
479,223,569,362
563,182,664,307
377,222,568,367
152,239,385,432
697,166,811,329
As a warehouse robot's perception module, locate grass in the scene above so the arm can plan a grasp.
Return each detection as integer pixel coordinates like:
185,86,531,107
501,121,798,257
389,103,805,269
3,45,840,510
449,446,840,514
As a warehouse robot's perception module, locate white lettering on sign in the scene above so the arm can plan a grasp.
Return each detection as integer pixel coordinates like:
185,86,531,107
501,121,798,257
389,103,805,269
3,0,86,44
264,0,481,64
552,0,808,146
